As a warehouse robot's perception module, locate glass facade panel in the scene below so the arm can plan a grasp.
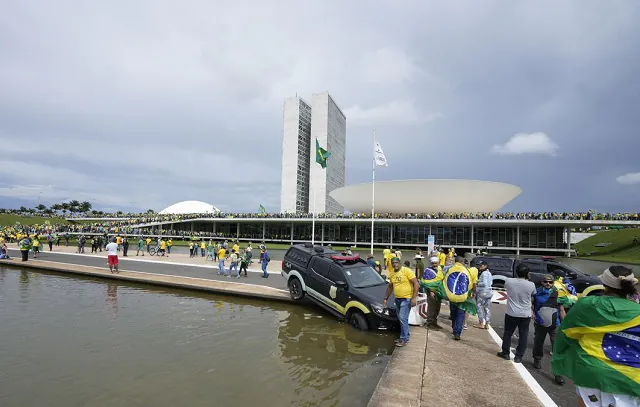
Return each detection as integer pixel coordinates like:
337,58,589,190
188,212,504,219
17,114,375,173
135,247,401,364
475,227,514,248
323,223,340,241
216,222,233,237
519,227,564,249
339,225,355,242
265,224,292,241
239,223,262,240
155,221,568,252
294,224,311,241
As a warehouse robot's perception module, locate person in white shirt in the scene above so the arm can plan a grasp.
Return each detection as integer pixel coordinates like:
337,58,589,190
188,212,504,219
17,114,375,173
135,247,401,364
105,238,119,274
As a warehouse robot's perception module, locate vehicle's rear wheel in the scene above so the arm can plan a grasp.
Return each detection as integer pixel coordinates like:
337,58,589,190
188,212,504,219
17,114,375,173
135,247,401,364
349,311,369,331
288,277,305,300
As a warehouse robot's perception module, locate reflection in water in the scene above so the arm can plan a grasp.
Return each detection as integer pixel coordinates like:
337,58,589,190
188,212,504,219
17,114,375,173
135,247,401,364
106,283,118,319
0,268,395,407
278,309,394,406
18,270,30,301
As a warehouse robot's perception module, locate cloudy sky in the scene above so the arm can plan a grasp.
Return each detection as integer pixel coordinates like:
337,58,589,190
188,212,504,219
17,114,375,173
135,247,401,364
1,1,639,213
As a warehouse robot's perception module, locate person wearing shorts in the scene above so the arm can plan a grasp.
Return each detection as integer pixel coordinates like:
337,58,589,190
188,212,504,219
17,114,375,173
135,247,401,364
105,239,119,274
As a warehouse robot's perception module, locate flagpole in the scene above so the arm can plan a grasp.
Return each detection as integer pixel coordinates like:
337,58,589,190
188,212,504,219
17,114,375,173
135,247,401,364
311,186,316,245
371,129,375,255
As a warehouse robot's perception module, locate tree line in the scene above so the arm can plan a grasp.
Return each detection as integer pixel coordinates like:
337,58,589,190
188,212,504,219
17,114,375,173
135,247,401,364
0,200,96,217
0,200,157,217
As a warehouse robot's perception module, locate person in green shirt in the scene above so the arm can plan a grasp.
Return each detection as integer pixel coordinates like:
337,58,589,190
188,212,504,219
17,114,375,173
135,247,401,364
136,238,145,256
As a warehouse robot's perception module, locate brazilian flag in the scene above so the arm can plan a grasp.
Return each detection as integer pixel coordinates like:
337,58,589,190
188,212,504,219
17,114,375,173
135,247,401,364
554,277,577,309
258,205,266,214
551,295,640,397
421,264,477,315
315,138,331,169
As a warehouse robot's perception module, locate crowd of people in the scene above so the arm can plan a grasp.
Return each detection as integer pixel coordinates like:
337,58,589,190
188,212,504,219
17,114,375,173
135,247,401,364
382,246,639,405
65,210,640,224
3,216,638,405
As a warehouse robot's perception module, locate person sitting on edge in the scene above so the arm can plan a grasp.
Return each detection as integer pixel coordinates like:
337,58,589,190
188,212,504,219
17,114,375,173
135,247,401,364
383,256,419,347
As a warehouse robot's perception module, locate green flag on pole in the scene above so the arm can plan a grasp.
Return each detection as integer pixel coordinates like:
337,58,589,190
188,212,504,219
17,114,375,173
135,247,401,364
315,138,331,169
259,204,266,214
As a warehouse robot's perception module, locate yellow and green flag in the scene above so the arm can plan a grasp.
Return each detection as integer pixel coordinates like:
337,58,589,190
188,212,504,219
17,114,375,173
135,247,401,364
421,264,477,315
258,204,266,214
551,295,640,397
315,138,331,169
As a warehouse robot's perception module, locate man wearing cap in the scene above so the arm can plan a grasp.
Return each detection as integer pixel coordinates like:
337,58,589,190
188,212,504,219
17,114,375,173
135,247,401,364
532,274,565,385
422,256,444,329
383,256,420,347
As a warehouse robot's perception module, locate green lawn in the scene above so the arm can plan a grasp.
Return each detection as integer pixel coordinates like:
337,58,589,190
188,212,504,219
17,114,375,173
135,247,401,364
584,246,640,265
575,228,640,255
575,227,640,264
0,214,70,227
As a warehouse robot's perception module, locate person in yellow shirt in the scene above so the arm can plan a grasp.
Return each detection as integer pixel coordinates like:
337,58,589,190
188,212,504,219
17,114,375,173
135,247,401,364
383,257,419,347
438,250,446,267
145,237,152,253
159,239,167,257
167,239,172,255
383,246,391,270
32,236,40,258
217,246,227,276
232,241,240,256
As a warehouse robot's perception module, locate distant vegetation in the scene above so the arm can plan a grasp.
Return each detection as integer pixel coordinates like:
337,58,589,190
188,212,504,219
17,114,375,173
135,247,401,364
0,214,70,227
0,200,95,217
575,228,640,265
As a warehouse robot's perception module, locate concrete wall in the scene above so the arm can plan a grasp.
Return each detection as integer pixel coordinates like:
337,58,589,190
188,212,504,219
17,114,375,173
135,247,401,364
280,97,312,213
309,92,346,214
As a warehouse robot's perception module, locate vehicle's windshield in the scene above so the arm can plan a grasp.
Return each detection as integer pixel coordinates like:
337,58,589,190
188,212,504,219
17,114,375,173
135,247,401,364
344,265,387,288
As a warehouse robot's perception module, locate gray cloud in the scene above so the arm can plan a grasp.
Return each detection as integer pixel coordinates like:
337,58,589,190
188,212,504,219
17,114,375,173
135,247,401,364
1,1,639,213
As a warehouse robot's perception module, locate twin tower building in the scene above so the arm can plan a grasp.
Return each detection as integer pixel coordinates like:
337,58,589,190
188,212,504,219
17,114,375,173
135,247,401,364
280,92,347,214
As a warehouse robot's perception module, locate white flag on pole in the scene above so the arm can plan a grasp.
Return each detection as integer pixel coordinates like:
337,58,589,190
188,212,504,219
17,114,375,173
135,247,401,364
374,141,388,167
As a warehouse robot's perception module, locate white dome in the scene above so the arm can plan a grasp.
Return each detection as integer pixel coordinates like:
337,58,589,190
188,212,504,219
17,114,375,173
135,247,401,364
329,179,521,213
159,200,220,215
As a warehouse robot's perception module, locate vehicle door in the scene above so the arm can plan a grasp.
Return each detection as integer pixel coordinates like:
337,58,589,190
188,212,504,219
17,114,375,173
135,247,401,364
546,264,569,281
326,264,350,310
521,260,545,286
306,258,335,306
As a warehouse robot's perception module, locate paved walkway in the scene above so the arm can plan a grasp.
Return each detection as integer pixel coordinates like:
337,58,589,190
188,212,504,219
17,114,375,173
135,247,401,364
3,247,552,407
367,308,547,407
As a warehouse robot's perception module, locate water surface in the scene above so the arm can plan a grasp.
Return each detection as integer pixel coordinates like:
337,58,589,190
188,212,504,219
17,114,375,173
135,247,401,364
0,267,394,407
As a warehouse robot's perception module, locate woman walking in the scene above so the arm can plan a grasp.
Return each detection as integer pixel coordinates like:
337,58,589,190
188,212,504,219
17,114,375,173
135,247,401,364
474,260,493,329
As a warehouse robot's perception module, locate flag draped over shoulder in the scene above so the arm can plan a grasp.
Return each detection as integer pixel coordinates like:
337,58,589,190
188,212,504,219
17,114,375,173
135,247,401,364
315,138,331,169
551,295,640,397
